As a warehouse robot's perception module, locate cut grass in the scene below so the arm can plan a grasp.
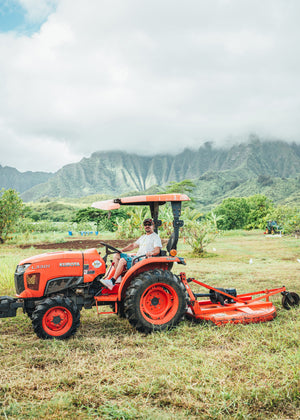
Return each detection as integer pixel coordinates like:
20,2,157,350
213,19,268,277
0,231,299,419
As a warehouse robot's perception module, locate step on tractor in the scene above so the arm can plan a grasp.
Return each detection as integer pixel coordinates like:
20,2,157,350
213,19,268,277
0,194,299,340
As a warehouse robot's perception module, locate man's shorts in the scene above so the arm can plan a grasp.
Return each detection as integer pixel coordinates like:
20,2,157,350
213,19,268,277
120,253,133,269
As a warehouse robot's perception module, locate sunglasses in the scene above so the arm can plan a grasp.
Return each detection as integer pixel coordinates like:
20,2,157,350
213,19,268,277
144,223,152,226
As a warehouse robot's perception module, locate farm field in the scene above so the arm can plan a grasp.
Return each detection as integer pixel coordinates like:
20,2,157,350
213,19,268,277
0,231,299,419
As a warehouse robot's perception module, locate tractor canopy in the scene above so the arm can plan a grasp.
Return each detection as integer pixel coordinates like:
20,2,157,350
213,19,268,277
92,194,190,250
91,194,190,210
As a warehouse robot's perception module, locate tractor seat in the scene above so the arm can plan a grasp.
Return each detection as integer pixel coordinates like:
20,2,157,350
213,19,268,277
159,232,177,256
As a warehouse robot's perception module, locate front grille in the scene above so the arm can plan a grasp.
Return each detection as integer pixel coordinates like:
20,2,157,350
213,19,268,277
14,272,25,294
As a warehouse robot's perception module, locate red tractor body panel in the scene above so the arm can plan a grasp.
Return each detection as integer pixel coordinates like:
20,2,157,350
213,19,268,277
16,248,106,298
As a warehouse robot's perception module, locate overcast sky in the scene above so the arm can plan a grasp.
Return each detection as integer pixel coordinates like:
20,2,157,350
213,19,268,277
0,0,299,172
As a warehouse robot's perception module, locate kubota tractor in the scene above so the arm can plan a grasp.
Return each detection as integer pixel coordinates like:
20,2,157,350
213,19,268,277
0,194,299,339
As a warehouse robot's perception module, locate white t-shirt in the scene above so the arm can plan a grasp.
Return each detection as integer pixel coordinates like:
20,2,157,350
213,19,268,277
134,232,162,256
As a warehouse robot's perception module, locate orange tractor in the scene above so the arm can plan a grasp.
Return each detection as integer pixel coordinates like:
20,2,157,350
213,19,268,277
0,194,298,339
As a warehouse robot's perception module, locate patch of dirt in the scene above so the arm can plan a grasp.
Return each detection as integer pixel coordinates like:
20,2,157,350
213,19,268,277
19,239,133,250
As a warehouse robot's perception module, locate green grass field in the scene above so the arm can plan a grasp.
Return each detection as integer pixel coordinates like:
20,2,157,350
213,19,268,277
0,231,299,419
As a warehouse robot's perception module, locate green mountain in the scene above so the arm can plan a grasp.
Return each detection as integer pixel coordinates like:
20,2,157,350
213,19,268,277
0,165,53,194
2,138,299,209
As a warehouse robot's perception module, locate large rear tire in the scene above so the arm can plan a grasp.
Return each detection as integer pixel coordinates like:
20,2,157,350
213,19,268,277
124,269,187,333
32,296,80,340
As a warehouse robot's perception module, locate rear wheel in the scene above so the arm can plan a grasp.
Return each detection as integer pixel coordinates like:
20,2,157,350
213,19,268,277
124,269,187,333
32,296,80,339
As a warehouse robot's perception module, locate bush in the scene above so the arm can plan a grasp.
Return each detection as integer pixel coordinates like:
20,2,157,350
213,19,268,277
183,219,218,256
215,197,249,230
214,195,274,230
23,202,77,222
73,208,128,232
245,195,274,229
0,189,23,243
264,206,300,235
182,208,218,255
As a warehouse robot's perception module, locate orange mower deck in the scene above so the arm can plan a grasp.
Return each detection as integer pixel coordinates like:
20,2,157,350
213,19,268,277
180,273,285,326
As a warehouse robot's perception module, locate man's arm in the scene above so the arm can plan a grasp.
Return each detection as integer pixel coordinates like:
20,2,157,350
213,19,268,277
121,242,137,253
146,246,161,258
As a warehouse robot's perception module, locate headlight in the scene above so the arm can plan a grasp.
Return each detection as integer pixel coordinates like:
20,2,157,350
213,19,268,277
26,273,40,290
16,263,31,274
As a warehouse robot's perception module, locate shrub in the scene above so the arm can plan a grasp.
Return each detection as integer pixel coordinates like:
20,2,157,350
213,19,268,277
245,195,274,229
265,206,300,235
73,207,128,232
0,189,23,243
183,220,217,256
183,209,218,256
215,197,249,230
214,195,274,231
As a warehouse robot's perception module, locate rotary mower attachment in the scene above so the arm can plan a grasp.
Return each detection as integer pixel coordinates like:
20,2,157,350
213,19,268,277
180,273,299,325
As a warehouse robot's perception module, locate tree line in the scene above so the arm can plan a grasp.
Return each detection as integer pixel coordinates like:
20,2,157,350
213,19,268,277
0,181,299,251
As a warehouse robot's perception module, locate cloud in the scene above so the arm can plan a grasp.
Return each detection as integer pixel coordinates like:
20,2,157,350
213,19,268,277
17,0,58,23
0,0,300,172
0,121,82,172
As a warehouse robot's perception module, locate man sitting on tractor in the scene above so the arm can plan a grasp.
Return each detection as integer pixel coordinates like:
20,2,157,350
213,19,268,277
100,218,162,289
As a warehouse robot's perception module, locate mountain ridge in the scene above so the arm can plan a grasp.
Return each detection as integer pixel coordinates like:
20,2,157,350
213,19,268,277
0,165,53,194
1,138,299,209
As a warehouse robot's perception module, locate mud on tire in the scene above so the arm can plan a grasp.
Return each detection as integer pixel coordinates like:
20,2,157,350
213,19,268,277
32,296,80,340
124,269,187,333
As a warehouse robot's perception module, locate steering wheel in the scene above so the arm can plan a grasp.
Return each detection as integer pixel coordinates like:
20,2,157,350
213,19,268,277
98,241,121,261
131,254,147,266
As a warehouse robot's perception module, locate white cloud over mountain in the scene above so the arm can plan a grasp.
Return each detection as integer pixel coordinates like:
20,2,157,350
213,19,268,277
0,0,299,171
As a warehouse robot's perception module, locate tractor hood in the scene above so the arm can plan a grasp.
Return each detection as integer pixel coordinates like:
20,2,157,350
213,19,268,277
18,250,83,265
16,248,106,299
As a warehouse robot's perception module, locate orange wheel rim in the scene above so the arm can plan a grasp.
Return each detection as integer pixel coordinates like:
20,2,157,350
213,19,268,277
140,283,179,325
42,306,73,337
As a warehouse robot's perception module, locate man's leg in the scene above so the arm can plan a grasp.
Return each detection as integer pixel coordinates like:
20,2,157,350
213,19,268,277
113,258,127,280
100,257,127,290
104,253,121,280
113,252,121,268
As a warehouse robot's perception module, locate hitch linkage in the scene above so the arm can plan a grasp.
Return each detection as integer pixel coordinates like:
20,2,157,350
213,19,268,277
0,296,23,318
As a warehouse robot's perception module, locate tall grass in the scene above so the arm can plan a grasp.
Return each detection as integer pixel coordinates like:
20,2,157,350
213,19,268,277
0,248,32,294
0,231,299,419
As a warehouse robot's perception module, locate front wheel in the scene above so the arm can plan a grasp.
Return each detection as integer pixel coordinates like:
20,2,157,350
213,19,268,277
32,296,80,340
124,269,187,333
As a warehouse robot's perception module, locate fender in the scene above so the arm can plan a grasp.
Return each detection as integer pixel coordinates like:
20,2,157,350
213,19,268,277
117,256,185,299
